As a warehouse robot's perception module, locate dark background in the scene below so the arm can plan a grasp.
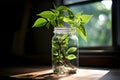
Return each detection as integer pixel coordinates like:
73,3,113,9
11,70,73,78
0,0,54,67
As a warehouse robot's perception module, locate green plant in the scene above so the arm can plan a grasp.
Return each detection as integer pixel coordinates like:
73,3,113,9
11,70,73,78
32,5,92,41
52,33,77,66
32,5,92,74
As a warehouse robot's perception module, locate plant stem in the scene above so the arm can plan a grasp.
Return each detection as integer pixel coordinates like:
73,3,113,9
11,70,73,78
56,35,74,68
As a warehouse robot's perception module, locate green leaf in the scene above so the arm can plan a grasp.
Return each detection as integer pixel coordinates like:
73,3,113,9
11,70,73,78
61,34,68,40
58,34,68,48
75,12,81,19
51,9,59,17
37,11,55,20
53,52,58,56
66,54,76,60
46,22,50,29
63,17,72,23
50,20,56,27
56,6,74,18
52,40,59,49
74,13,82,27
66,47,77,54
32,18,47,27
63,17,74,27
57,18,64,27
52,55,63,63
57,6,69,12
76,26,87,42
80,15,92,24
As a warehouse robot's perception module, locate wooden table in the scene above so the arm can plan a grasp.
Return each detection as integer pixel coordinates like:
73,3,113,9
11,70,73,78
0,66,120,80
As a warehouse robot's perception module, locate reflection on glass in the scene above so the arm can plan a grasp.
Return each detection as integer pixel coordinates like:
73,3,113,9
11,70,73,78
64,0,112,47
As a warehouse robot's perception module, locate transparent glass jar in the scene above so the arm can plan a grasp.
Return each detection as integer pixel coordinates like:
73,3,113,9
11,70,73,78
52,27,79,76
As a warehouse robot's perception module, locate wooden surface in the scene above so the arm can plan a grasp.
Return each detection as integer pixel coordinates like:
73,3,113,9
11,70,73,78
0,66,120,80
9,67,120,80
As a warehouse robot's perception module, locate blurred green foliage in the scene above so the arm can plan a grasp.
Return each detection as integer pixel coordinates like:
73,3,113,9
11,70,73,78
68,1,112,47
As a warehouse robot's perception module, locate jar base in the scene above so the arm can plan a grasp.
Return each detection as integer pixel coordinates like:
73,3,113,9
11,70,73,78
53,65,77,76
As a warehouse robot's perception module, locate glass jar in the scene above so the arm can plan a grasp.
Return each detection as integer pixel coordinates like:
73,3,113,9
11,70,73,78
52,27,79,76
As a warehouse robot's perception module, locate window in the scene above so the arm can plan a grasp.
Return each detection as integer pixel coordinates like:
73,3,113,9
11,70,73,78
64,0,112,48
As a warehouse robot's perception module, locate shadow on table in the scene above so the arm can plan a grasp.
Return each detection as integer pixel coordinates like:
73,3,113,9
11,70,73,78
99,70,120,80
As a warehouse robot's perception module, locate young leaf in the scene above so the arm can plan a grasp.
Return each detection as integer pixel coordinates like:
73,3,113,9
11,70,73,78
46,22,50,29
66,54,76,60
56,6,74,17
75,13,82,22
76,26,87,42
63,17,74,27
57,6,70,12
57,18,64,27
37,11,55,21
52,40,59,49
51,9,59,17
53,52,58,56
50,20,56,27
61,34,68,40
80,15,92,24
32,18,47,27
66,47,77,54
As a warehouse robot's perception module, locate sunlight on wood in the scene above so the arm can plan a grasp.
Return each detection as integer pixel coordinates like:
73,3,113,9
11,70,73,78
10,69,53,79
10,68,109,80
60,68,109,80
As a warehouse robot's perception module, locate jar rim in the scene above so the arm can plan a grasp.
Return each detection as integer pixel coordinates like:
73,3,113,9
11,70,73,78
54,27,76,34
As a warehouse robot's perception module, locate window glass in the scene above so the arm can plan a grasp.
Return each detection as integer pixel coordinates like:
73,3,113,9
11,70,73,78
64,0,88,5
64,0,112,47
